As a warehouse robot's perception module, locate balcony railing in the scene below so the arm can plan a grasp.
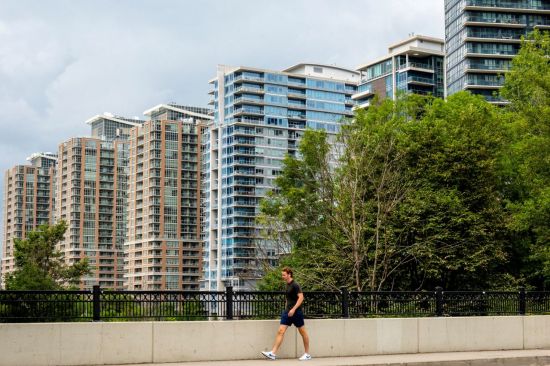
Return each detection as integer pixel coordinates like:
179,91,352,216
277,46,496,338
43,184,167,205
466,78,505,86
465,0,550,10
467,63,511,71
465,15,526,25
466,48,517,56
466,31,523,40
397,62,433,71
408,76,435,85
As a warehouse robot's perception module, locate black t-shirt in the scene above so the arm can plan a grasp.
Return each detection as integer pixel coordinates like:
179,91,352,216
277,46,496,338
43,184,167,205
285,280,302,312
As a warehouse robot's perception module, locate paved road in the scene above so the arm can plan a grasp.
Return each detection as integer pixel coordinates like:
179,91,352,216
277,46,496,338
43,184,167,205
116,349,550,366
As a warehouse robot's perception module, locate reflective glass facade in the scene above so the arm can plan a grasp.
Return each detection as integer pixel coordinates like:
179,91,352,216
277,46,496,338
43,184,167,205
202,65,358,290
445,0,550,102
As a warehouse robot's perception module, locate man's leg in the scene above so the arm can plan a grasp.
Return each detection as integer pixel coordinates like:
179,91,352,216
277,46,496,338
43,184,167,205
272,324,289,353
297,326,310,354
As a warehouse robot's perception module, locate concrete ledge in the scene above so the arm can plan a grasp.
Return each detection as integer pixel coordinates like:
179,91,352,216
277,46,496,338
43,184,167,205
1,316,550,365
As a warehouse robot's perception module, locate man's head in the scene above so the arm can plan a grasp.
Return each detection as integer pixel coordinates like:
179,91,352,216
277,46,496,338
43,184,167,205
281,267,293,284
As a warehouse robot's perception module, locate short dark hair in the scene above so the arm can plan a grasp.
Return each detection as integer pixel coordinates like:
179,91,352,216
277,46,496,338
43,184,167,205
282,267,293,278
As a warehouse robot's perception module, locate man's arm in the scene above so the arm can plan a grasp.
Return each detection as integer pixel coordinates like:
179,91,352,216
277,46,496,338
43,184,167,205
288,293,304,316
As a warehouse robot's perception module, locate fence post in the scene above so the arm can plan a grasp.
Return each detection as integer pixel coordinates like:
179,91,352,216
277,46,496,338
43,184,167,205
341,287,350,318
226,286,233,320
92,285,101,321
519,286,526,315
435,286,444,317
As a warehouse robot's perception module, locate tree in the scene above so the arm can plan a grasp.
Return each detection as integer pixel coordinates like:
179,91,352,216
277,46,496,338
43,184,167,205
500,30,550,288
4,221,90,290
397,92,508,290
259,96,434,291
259,92,512,291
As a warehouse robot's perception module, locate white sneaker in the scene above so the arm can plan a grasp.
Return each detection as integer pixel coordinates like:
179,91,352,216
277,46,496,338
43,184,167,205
299,353,312,361
261,351,276,360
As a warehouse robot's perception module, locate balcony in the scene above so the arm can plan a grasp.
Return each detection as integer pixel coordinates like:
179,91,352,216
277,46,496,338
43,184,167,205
465,78,505,89
464,15,526,28
234,85,264,94
233,158,257,167
233,137,256,146
397,62,434,73
478,94,509,104
465,63,511,73
232,189,256,196
465,31,523,43
233,107,264,117
352,101,371,110
352,88,374,100
287,78,306,88
233,128,261,137
287,90,306,99
466,48,517,58
407,76,435,86
234,74,264,83
233,96,264,106
465,0,550,13
287,101,306,109
230,117,264,126
287,112,306,120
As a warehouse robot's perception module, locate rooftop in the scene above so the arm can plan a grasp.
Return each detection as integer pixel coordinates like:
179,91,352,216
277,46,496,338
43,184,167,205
356,35,445,71
143,104,214,120
85,113,145,126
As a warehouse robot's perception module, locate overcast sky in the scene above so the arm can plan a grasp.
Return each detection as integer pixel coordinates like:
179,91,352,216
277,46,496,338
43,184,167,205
0,0,444,246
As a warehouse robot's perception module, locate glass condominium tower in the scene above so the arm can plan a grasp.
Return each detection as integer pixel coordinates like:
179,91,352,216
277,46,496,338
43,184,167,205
353,35,445,108
202,64,359,290
445,0,550,102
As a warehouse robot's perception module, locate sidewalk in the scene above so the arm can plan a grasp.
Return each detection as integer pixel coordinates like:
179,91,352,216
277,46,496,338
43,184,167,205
116,349,550,366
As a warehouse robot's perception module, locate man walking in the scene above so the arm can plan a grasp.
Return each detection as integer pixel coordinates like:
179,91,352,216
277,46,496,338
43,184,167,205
261,267,311,361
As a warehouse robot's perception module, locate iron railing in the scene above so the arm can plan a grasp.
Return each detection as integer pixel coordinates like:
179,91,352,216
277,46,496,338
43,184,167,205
1,286,550,322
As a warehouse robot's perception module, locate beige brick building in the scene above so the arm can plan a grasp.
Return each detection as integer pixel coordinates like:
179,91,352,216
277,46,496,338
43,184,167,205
125,104,212,290
54,137,129,289
1,153,57,287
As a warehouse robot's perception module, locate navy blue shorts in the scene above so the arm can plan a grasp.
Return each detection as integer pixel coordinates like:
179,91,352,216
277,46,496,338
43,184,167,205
280,309,305,328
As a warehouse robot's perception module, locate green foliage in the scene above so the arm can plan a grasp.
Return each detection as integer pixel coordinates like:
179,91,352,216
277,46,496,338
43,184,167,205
260,92,511,291
500,30,550,288
4,221,90,290
398,93,508,289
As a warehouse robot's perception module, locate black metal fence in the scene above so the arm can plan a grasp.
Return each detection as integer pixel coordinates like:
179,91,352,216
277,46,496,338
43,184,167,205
1,286,550,322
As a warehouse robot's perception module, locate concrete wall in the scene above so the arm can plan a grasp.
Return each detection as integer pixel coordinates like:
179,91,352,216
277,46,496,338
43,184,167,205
2,316,550,366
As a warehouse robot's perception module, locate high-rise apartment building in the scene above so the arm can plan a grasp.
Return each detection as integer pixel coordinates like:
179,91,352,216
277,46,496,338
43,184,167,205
203,64,358,290
54,137,130,289
87,113,144,141
125,104,212,290
445,0,550,102
1,152,57,286
353,35,445,108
